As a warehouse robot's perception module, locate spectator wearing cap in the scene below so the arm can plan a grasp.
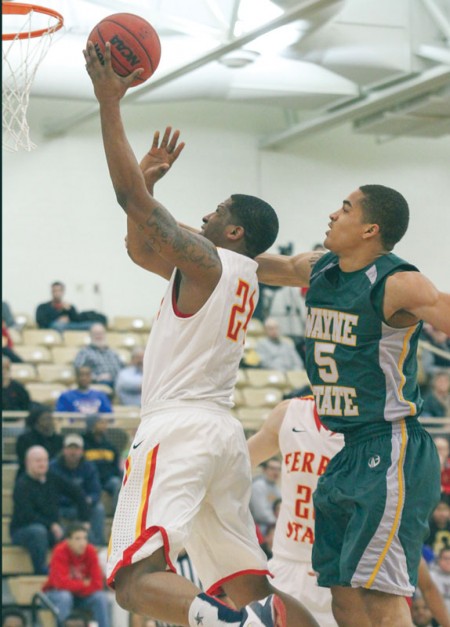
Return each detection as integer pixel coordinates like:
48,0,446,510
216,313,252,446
114,346,144,407
56,366,112,415
16,405,63,474
83,415,123,510
50,434,106,546
10,446,89,574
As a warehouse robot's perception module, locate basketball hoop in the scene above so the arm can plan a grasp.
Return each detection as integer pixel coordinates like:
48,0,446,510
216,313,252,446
2,2,64,151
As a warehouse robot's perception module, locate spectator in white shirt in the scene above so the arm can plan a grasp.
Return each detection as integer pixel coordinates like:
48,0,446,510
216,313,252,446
115,347,144,406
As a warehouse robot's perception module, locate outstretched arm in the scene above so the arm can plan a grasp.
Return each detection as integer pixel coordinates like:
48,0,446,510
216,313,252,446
256,250,325,287
384,271,450,334
84,42,221,289
247,400,288,466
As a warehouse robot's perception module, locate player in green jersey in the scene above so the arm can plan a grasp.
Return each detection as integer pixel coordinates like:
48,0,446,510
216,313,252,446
257,184,450,627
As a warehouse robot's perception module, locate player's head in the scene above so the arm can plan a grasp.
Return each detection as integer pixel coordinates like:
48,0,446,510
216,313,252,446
359,185,409,250
201,195,279,258
325,185,409,254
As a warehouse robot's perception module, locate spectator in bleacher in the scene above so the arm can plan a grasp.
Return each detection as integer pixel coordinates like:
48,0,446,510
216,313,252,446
249,458,282,536
430,547,450,614
255,317,304,371
114,346,144,406
10,446,89,574
2,356,31,411
424,499,450,559
421,324,450,377
56,366,112,415
43,523,110,627
1,608,28,627
2,318,23,363
74,323,123,389
2,301,16,329
83,414,123,510
35,282,92,331
422,371,450,418
50,434,106,546
266,286,307,361
411,597,434,627
16,404,63,474
435,436,450,504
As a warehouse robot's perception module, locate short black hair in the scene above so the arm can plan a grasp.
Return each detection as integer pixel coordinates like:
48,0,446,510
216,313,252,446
26,404,53,429
2,608,27,627
359,185,409,251
229,194,279,258
51,281,65,288
65,522,88,538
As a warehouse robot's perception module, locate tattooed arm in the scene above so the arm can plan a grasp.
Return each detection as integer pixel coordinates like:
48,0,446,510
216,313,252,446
126,127,185,279
256,250,325,287
84,42,221,293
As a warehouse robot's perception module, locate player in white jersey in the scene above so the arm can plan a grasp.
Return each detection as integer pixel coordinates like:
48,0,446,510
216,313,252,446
248,396,344,626
84,42,319,627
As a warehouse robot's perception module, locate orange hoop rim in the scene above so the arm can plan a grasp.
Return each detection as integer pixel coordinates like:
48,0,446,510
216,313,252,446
2,2,64,41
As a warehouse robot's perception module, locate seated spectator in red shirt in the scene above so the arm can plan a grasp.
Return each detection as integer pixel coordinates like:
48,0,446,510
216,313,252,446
43,523,110,627
2,356,31,411
16,405,63,474
36,282,92,331
56,366,112,415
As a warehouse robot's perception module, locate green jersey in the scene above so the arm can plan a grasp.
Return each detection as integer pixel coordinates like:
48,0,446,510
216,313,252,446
305,252,423,432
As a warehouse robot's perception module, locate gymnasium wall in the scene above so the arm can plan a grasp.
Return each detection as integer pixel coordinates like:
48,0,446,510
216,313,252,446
3,98,449,321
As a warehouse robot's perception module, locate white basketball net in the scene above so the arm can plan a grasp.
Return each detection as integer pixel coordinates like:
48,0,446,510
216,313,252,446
2,7,61,152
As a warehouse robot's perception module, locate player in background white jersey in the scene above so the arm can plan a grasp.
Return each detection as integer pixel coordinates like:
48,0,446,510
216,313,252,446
248,396,345,626
84,42,319,627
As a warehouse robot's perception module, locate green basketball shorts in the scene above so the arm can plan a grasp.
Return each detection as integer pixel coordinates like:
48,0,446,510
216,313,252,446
312,418,441,596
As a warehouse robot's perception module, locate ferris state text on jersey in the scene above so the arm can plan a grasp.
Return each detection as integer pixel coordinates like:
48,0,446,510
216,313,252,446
303,252,422,432
282,446,331,547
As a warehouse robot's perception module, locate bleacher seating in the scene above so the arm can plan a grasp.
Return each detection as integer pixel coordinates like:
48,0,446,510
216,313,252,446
22,329,62,348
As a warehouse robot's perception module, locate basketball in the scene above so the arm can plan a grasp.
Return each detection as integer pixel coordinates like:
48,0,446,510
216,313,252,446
87,13,161,87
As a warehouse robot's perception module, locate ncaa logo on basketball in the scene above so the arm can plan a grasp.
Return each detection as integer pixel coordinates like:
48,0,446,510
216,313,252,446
368,455,381,469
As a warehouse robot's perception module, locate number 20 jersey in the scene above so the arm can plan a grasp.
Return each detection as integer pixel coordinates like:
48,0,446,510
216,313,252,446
273,397,344,563
141,248,258,412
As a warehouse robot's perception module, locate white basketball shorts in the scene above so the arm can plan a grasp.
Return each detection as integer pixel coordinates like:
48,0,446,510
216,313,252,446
269,556,338,627
107,401,269,592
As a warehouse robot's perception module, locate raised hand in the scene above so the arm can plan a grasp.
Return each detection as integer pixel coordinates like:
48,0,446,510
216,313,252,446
83,41,143,102
139,126,185,192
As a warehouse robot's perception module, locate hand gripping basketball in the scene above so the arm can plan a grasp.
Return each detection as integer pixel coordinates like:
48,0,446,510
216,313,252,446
84,41,143,99
87,13,161,88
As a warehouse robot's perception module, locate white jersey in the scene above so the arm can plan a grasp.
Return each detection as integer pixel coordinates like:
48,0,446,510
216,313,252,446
273,397,344,562
141,248,258,412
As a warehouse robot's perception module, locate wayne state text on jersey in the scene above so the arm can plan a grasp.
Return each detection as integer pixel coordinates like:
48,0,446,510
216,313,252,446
305,307,359,346
306,307,359,417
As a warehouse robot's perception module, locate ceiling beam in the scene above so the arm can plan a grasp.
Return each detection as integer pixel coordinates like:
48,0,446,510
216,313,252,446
258,65,450,149
44,0,341,137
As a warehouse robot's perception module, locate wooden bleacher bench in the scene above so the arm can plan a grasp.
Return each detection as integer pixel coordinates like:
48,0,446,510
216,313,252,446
2,546,34,575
